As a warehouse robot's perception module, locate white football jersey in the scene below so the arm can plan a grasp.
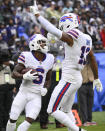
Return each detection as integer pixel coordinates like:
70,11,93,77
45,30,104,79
18,51,54,93
62,28,92,83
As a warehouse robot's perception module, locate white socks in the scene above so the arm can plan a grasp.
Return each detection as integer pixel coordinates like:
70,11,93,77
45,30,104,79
81,129,87,131
51,110,79,131
6,120,31,131
6,120,16,131
67,111,76,131
67,111,76,124
17,120,31,131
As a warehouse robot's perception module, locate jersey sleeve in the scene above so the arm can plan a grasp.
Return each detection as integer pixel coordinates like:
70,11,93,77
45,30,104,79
18,52,25,65
67,29,79,40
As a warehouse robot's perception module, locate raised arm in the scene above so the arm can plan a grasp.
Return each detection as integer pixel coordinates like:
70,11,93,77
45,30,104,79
30,1,73,46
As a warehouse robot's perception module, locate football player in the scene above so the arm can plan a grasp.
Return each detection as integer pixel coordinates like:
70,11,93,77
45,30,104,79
29,1,103,131
6,34,54,131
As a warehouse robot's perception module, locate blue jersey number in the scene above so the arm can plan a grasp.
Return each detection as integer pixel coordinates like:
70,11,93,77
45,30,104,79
79,46,90,65
33,68,44,84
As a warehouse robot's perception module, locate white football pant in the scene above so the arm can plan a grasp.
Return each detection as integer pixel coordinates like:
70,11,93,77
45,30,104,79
47,78,82,131
10,89,41,120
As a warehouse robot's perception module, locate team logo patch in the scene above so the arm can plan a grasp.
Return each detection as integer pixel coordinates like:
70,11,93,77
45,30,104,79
60,16,73,22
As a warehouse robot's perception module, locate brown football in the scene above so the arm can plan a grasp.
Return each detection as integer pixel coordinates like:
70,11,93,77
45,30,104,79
21,68,36,74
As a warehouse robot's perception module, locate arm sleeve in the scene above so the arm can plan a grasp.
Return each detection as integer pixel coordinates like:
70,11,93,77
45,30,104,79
38,16,62,39
67,29,79,40
18,52,25,65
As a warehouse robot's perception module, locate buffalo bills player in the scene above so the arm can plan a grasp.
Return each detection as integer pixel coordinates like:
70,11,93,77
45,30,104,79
29,1,103,131
6,34,54,131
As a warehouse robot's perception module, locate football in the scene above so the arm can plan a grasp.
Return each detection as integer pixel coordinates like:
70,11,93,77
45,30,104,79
21,68,36,74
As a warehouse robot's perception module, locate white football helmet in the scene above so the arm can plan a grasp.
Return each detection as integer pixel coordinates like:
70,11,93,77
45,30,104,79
29,34,49,53
59,13,80,32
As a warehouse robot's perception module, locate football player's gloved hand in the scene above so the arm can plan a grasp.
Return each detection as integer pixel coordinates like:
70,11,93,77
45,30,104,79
41,87,47,96
93,79,103,92
30,0,39,15
23,69,38,81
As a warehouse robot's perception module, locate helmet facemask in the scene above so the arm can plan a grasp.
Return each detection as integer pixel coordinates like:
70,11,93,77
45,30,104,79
29,34,49,54
37,39,49,53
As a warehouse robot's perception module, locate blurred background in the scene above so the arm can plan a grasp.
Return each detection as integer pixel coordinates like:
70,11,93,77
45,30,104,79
0,0,105,112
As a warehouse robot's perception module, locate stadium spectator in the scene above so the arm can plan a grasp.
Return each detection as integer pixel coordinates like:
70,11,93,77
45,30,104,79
0,33,8,50
62,0,73,14
82,0,91,11
38,4,46,17
15,7,23,22
100,24,105,49
0,0,13,24
21,7,33,35
17,26,29,40
57,0,64,7
78,61,97,126
46,1,60,20
30,24,41,36
0,22,8,42
0,50,15,131
0,0,104,54
12,8,21,26
73,0,82,14
84,18,103,50
56,5,63,19
6,18,17,40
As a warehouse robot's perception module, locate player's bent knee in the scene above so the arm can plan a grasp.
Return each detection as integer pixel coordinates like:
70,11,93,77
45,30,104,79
47,107,53,114
10,112,19,121
26,105,41,120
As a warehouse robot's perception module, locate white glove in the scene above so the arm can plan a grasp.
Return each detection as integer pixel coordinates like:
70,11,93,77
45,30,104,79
93,79,103,92
23,69,38,81
30,0,39,15
41,88,47,96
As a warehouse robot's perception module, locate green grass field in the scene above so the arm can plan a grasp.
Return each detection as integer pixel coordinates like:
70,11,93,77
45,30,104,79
16,112,105,131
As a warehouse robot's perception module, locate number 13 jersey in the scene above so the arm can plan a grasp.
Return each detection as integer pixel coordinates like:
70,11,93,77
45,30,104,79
62,28,92,83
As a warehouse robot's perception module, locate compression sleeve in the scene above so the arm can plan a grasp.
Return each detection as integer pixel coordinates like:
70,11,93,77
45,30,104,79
38,16,62,39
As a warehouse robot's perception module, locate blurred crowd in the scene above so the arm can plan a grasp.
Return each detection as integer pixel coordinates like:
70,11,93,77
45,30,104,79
0,0,105,61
